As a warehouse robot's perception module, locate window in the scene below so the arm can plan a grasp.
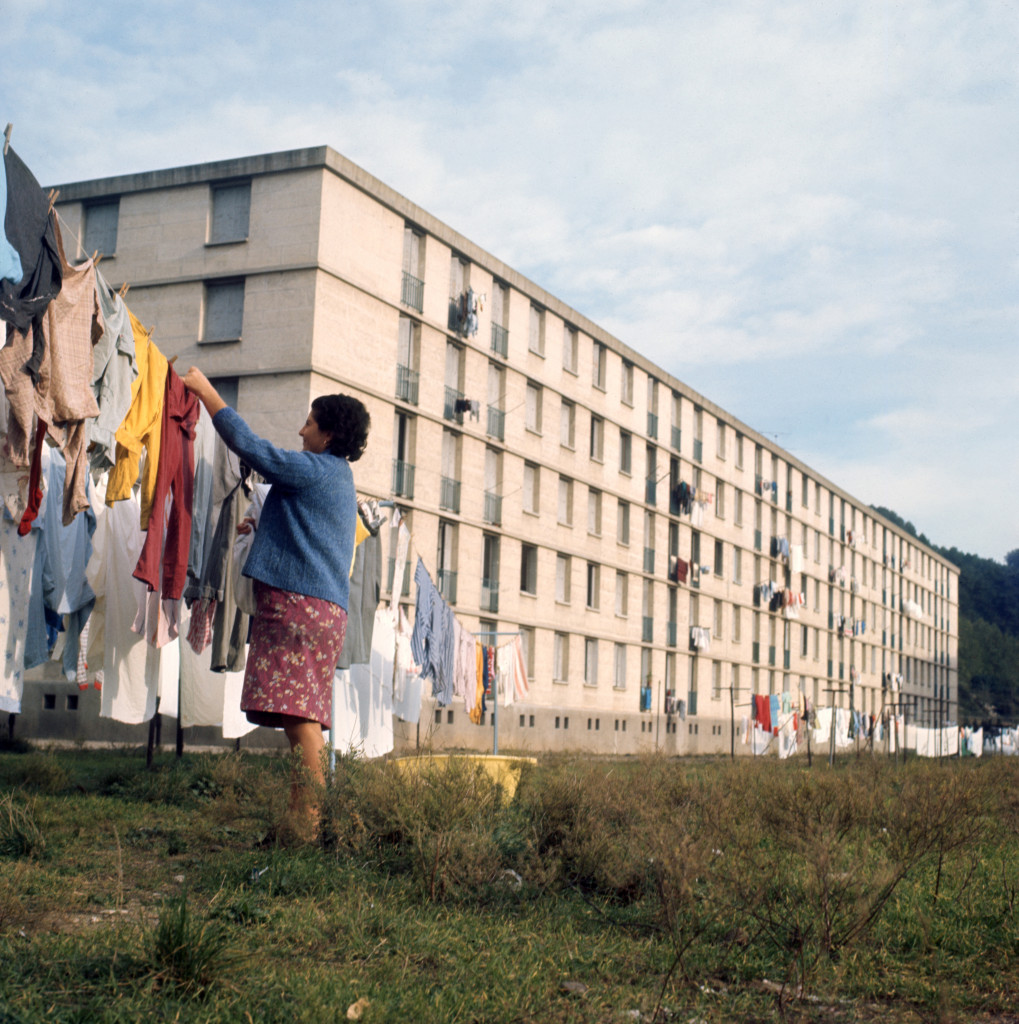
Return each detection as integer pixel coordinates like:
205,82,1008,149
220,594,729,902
396,317,420,404
520,626,535,678
716,420,726,459
392,412,415,498
586,562,600,609
734,489,743,526
735,432,744,470
712,661,722,700
208,376,238,408
802,473,810,508
588,489,602,536
614,643,627,688
584,637,599,686
563,324,578,373
440,430,461,512
589,415,604,461
560,399,576,449
210,181,251,244
714,539,724,577
520,544,537,594
619,430,632,474
715,481,725,519
83,199,119,257
554,632,569,682
592,341,607,389
436,520,457,603
617,500,630,545
556,554,572,603
529,304,545,356
481,535,500,611
621,360,634,405
487,362,505,440
523,462,539,515
557,476,573,525
615,570,628,616
713,599,723,638
732,605,742,643
733,547,743,584
402,225,425,311
491,281,509,356
525,381,543,434
448,254,469,331
202,280,244,342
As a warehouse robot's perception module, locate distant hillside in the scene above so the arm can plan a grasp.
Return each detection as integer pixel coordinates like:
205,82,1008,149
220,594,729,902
871,506,1019,724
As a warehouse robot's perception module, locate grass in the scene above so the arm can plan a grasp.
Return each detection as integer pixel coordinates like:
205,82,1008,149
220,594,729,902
0,746,1017,1022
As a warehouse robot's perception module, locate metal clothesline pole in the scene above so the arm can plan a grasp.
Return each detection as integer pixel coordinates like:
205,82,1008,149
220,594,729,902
474,630,523,757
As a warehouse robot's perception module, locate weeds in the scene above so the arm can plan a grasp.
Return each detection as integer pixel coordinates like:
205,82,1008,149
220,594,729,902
0,790,46,860
146,893,243,996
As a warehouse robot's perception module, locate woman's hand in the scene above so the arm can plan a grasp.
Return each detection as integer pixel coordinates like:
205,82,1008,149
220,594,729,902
183,366,227,416
236,517,256,536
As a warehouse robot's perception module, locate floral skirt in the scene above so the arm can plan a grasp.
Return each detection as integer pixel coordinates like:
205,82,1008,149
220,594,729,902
240,581,347,730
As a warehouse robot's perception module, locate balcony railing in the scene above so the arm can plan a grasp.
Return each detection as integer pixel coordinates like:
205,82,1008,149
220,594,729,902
487,405,505,441
483,491,503,525
437,569,457,604
395,364,419,404
443,386,465,424
439,476,461,514
642,616,654,643
481,578,499,613
391,459,415,499
401,271,423,312
490,322,508,358
647,412,658,439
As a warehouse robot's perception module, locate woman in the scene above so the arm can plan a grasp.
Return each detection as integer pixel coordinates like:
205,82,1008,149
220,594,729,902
183,368,370,838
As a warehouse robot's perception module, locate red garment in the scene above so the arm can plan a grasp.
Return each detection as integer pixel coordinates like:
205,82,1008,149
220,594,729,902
754,693,772,733
17,418,48,536
133,367,198,598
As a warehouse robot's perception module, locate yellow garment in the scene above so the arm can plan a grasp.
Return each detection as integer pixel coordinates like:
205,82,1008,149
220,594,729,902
469,642,484,725
105,311,168,528
350,514,370,575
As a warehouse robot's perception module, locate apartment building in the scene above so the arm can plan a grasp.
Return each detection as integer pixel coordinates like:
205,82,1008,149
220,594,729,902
47,146,959,755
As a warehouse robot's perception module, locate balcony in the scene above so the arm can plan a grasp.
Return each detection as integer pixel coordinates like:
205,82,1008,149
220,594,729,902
643,547,655,573
395,364,419,405
486,405,505,441
666,621,677,647
693,438,703,463
671,425,681,451
481,578,499,613
391,459,415,499
483,491,503,526
490,322,508,358
642,616,654,643
443,386,465,424
647,412,658,439
401,271,423,312
645,477,657,505
439,476,461,514
437,569,457,604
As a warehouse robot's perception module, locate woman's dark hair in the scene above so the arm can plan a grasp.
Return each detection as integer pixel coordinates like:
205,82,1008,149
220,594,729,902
311,394,371,461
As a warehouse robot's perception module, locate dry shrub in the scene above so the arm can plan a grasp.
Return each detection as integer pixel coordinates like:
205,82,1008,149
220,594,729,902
0,791,46,860
323,756,505,900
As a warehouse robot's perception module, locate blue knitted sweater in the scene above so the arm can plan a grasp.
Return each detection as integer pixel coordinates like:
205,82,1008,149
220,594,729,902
212,407,356,609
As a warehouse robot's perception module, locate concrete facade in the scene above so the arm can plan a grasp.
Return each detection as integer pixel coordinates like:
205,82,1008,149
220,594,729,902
38,146,958,755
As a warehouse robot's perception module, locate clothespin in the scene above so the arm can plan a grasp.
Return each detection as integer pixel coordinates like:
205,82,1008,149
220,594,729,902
3,124,11,156
46,188,59,213
118,282,130,298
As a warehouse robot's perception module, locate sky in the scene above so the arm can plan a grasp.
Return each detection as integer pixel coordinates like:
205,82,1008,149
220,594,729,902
3,0,1017,561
